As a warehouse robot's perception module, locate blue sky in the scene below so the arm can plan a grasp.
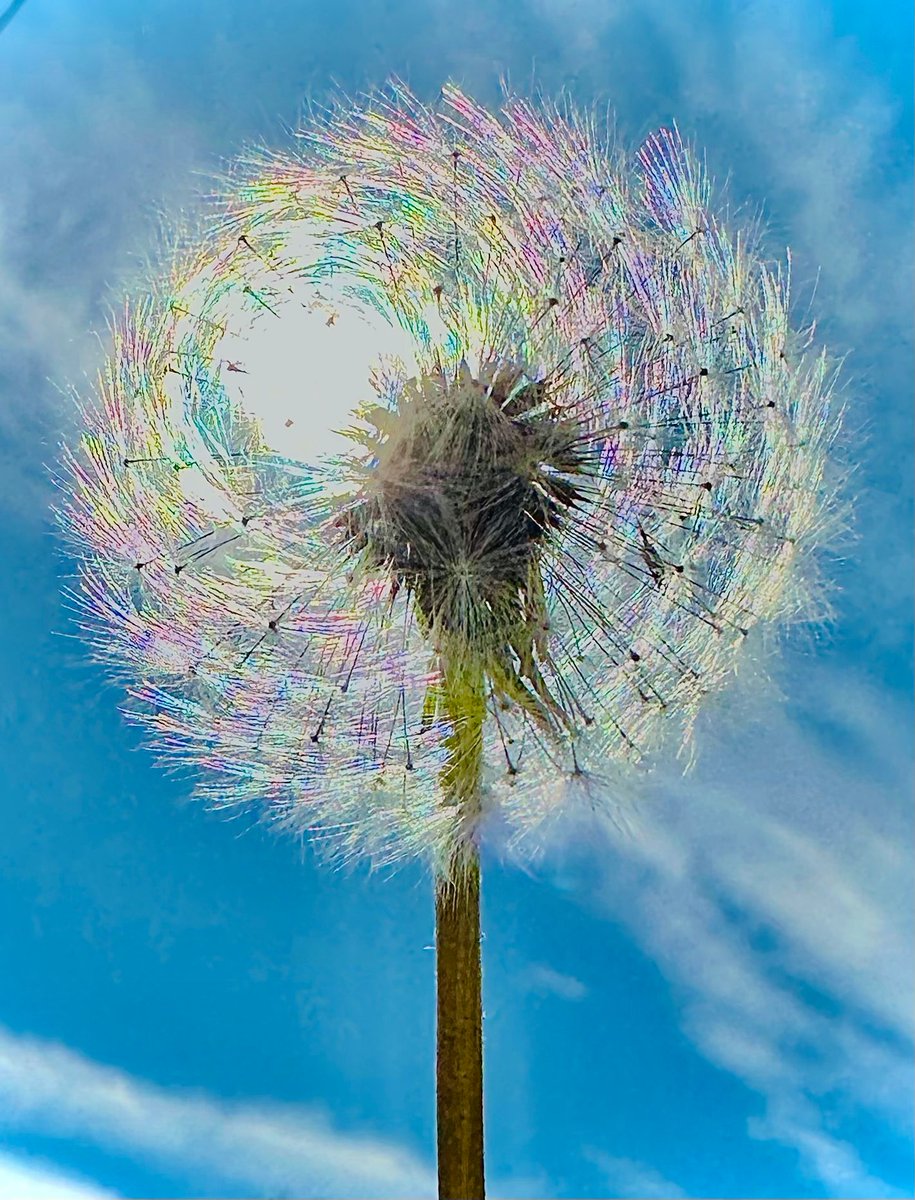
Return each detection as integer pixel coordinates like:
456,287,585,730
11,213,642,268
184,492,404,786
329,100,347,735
0,1,912,1197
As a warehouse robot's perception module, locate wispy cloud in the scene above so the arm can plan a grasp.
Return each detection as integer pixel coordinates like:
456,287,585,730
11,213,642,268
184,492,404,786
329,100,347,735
0,1151,118,1200
528,0,914,647
529,0,912,345
0,1025,434,1198
523,963,588,1002
0,33,203,523
486,6,912,1189
585,1148,687,1198
537,658,912,1197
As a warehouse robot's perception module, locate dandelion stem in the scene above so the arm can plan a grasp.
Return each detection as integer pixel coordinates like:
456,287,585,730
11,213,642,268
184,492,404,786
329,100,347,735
435,854,484,1199
435,654,486,1198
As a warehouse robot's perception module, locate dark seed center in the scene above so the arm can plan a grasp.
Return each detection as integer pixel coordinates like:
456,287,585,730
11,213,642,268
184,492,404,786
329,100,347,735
340,369,589,645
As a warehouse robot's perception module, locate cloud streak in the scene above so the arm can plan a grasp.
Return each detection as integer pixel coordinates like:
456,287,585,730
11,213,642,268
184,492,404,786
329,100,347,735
528,0,914,651
536,657,912,1197
0,1152,118,1200
522,963,588,1002
484,4,912,1190
0,1025,434,1199
585,1148,687,1199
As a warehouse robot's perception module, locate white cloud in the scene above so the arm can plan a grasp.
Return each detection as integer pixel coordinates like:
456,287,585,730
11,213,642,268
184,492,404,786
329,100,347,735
529,0,914,651
585,1148,687,1198
0,1025,434,1199
530,0,912,341
749,1103,905,1200
0,39,203,524
523,963,588,1001
0,1152,118,1200
536,657,912,1197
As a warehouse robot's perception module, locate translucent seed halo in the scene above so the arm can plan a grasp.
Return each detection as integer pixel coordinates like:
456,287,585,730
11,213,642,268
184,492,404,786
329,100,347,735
59,83,840,872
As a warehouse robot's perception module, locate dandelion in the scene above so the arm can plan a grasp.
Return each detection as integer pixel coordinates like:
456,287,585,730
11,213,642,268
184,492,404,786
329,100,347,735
59,83,839,1197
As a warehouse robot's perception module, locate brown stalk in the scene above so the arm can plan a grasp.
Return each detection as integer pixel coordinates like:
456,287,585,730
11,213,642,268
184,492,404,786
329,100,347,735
435,854,485,1199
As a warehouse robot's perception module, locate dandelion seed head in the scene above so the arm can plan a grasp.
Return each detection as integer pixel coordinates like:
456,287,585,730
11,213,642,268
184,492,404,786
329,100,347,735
59,83,840,873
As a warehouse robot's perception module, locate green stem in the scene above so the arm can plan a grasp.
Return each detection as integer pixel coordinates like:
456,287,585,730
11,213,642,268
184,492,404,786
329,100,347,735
435,654,486,1199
